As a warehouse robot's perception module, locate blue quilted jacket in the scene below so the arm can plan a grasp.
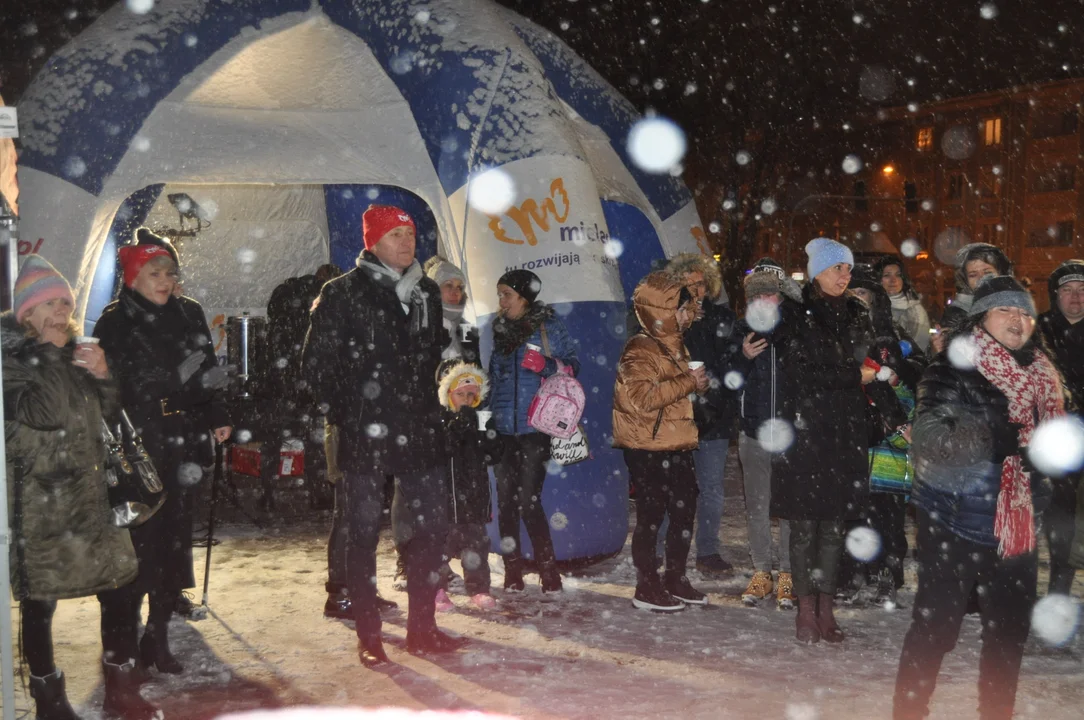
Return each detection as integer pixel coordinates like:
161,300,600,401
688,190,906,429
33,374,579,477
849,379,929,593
488,305,579,436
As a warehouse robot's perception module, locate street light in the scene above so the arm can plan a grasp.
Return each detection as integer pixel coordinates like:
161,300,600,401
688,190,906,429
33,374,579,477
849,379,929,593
882,165,895,175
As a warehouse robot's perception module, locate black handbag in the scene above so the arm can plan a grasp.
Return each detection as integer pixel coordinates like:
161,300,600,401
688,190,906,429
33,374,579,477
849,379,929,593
101,409,166,528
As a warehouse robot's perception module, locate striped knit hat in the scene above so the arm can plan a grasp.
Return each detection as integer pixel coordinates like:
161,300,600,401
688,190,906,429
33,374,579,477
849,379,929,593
14,255,74,323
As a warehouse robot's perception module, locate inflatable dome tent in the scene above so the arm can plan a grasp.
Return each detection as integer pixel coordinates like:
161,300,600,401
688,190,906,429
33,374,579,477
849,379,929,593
15,0,707,561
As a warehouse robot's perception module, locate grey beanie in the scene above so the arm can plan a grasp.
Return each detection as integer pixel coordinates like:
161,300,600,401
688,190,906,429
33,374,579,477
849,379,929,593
969,275,1036,317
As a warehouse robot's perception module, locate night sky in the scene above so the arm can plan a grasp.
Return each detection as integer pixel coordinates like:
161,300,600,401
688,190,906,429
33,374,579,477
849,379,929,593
4,0,1084,179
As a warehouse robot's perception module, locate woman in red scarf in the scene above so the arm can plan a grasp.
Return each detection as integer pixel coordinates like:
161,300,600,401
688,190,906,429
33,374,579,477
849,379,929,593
894,276,1065,720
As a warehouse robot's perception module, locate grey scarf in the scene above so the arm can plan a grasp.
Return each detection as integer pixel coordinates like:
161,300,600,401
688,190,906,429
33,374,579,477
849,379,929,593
357,255,430,334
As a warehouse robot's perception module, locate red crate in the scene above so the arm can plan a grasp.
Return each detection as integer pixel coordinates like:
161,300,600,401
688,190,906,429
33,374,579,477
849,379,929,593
230,442,305,478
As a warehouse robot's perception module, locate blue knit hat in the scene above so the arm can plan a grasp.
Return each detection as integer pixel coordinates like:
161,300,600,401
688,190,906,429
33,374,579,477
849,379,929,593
805,237,854,280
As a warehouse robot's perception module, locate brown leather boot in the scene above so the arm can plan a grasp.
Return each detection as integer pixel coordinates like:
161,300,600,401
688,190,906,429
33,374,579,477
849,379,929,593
817,592,845,643
795,595,820,644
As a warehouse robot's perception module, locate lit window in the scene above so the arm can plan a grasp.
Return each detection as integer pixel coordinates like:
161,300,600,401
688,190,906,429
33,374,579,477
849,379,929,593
916,127,933,151
983,117,1002,146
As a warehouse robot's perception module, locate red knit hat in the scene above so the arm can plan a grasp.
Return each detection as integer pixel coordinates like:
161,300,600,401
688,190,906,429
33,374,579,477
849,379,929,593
362,205,415,251
118,243,174,288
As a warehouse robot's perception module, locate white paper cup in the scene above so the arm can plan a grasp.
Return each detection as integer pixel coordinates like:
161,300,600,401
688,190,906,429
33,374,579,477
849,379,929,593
75,336,100,345
687,361,704,371
476,410,493,431
526,343,541,353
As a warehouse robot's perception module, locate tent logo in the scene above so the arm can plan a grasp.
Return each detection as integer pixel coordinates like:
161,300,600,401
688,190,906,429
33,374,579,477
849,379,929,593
488,178,570,246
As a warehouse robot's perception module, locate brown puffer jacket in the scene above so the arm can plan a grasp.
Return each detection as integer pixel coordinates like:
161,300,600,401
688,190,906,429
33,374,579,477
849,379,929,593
612,272,699,451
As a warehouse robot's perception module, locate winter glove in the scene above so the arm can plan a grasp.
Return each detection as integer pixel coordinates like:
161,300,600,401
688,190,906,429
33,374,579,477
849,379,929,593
989,420,1024,462
178,352,205,385
521,348,546,373
199,364,233,391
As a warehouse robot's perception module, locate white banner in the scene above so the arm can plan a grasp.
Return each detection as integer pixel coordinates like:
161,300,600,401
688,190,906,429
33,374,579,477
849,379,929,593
449,155,624,317
658,199,709,258
12,168,100,291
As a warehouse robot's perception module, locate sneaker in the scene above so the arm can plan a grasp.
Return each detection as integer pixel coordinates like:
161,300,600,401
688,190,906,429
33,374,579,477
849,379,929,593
875,569,898,607
540,567,563,594
633,583,686,612
434,588,455,612
695,554,734,575
741,571,775,606
666,576,708,605
776,571,796,610
470,593,498,611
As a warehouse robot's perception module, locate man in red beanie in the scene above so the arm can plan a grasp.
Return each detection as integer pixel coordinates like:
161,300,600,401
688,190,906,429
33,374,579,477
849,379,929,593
303,204,459,666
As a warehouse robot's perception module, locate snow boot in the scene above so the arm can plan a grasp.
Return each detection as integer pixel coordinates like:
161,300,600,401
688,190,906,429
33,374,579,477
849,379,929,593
665,575,708,605
795,595,820,644
816,592,845,643
470,593,497,611
434,589,455,612
503,559,525,592
102,660,162,720
741,571,774,606
139,626,183,675
358,634,389,667
776,572,796,610
405,628,469,655
540,563,563,594
632,578,685,612
875,568,899,607
29,670,80,720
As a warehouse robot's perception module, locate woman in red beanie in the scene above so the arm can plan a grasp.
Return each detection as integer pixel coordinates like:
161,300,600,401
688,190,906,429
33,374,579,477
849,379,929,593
94,227,232,677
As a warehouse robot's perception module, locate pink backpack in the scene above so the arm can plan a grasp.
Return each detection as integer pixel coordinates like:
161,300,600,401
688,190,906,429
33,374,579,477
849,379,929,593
526,324,585,439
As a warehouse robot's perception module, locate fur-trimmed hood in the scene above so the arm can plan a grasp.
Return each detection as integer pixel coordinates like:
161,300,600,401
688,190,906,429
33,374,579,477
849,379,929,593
665,253,725,303
437,360,490,409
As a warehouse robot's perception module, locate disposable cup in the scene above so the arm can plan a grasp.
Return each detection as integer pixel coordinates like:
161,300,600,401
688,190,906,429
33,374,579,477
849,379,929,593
476,410,493,431
687,361,705,371
526,343,541,353
75,336,100,345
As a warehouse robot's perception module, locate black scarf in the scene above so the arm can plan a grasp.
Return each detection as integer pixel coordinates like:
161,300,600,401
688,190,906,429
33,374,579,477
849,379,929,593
493,302,554,355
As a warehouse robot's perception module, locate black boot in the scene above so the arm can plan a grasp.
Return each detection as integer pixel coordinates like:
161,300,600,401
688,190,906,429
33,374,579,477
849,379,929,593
28,670,80,720
102,661,161,720
503,559,525,592
140,626,183,674
358,634,389,667
539,563,563,594
405,628,469,655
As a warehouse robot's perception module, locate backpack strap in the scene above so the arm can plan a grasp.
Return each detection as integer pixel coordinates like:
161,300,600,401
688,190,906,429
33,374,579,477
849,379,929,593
540,322,551,356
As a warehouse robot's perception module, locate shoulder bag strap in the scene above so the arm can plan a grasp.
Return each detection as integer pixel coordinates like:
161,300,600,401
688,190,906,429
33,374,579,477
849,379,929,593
540,322,551,356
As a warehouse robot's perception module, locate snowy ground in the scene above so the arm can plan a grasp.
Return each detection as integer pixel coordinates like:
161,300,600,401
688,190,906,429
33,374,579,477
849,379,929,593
8,449,1084,720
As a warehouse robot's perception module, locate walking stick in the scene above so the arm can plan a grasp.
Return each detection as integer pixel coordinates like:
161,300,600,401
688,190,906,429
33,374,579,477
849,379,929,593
199,440,225,615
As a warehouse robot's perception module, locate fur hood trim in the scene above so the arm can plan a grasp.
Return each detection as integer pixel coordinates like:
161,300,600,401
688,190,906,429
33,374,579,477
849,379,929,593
437,361,490,409
665,253,725,303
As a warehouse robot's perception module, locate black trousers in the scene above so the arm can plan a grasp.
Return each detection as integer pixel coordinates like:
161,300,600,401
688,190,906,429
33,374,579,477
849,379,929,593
1046,476,1078,595
21,586,139,676
838,493,909,590
893,510,1037,720
494,433,557,571
624,449,698,584
344,467,447,638
442,523,493,595
327,474,349,592
789,520,845,596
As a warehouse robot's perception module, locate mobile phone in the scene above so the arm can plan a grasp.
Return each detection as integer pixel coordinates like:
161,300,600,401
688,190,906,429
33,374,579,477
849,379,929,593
748,332,768,344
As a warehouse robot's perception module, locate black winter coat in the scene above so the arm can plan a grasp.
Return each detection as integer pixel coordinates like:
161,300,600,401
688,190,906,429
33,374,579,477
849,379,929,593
911,357,1052,546
1039,310,1084,411
771,285,875,521
94,288,231,483
302,263,448,476
685,298,741,441
442,407,503,525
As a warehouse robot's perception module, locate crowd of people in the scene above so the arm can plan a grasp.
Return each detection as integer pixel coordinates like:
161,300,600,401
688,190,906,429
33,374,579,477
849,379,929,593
4,196,1082,719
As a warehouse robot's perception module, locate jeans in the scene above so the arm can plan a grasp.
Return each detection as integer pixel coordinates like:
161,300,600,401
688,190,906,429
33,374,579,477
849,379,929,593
894,510,1036,720
494,433,557,572
442,523,492,595
657,437,728,559
789,520,844,596
327,475,348,592
839,493,909,591
626,449,698,584
21,586,139,676
738,432,790,572
344,467,448,638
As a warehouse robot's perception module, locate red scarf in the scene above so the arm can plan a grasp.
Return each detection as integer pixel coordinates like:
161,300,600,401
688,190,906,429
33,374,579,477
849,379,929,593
972,327,1065,557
